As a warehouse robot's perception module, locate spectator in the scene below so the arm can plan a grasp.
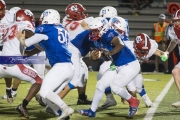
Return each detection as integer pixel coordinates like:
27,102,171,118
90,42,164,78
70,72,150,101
151,14,168,73
130,0,149,10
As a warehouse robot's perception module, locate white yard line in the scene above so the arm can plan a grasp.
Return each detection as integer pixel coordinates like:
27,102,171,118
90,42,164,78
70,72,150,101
144,77,174,120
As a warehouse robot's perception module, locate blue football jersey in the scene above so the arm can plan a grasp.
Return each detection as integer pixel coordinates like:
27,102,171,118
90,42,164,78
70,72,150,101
71,30,95,57
93,29,136,66
35,24,72,66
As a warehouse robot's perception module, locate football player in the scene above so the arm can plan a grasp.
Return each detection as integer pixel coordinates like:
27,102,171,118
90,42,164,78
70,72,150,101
98,6,153,109
165,9,180,108
1,19,42,119
78,16,141,118
35,4,93,108
18,9,75,120
0,0,17,101
78,17,168,118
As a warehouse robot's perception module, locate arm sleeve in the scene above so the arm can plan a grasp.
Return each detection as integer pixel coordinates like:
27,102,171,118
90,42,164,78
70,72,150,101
25,33,48,47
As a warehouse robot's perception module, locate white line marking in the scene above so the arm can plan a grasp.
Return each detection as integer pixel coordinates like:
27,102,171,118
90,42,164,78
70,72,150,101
144,79,159,81
144,77,174,120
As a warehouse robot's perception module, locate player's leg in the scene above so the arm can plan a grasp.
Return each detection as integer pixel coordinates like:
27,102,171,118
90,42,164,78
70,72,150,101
15,64,42,119
136,73,153,107
40,63,74,120
78,69,117,117
171,63,180,107
2,78,20,100
110,60,141,118
127,73,153,107
77,60,92,105
32,52,47,106
1,64,42,118
98,61,117,109
46,65,88,116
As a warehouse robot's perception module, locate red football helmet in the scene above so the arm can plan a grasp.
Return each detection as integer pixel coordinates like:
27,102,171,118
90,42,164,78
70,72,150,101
173,9,180,30
0,0,6,20
65,3,87,20
15,9,35,27
133,33,151,60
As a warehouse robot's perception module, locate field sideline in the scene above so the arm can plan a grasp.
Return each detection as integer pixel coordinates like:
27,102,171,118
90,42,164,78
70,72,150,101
0,72,179,120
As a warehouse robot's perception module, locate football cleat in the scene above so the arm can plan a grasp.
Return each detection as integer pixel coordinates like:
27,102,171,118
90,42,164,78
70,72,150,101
35,94,46,106
98,94,117,109
57,107,74,120
78,108,96,117
128,97,139,118
172,101,180,108
15,104,29,119
128,107,138,118
2,91,17,99
6,89,14,103
77,95,92,105
45,106,59,116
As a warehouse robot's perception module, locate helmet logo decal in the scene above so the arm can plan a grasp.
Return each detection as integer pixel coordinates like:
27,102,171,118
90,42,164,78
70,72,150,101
24,10,33,17
101,19,106,25
135,36,142,44
70,5,78,12
102,9,106,15
43,11,49,17
112,17,120,24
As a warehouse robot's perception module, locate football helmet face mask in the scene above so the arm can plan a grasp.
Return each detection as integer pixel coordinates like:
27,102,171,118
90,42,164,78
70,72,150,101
65,3,87,20
15,9,35,27
40,9,60,24
0,0,6,19
173,9,180,30
109,16,126,36
9,7,21,14
88,17,109,41
133,33,151,61
99,6,117,18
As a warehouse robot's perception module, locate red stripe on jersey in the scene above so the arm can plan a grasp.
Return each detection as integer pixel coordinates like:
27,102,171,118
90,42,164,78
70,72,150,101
17,64,42,84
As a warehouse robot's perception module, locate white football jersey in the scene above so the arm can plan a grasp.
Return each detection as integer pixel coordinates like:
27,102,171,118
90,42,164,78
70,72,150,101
62,17,93,41
168,27,180,45
2,21,34,56
124,39,158,60
0,10,15,45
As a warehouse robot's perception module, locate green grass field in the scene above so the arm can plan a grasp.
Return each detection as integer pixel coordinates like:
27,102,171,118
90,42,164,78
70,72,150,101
0,72,179,120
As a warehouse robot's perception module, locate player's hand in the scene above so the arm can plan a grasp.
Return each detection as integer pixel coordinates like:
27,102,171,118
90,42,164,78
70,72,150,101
91,49,101,60
160,52,169,62
101,48,110,56
80,20,88,30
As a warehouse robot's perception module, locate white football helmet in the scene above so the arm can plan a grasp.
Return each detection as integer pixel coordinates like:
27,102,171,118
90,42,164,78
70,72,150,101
88,17,109,40
41,9,60,24
99,6,118,18
9,7,21,14
109,16,126,33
